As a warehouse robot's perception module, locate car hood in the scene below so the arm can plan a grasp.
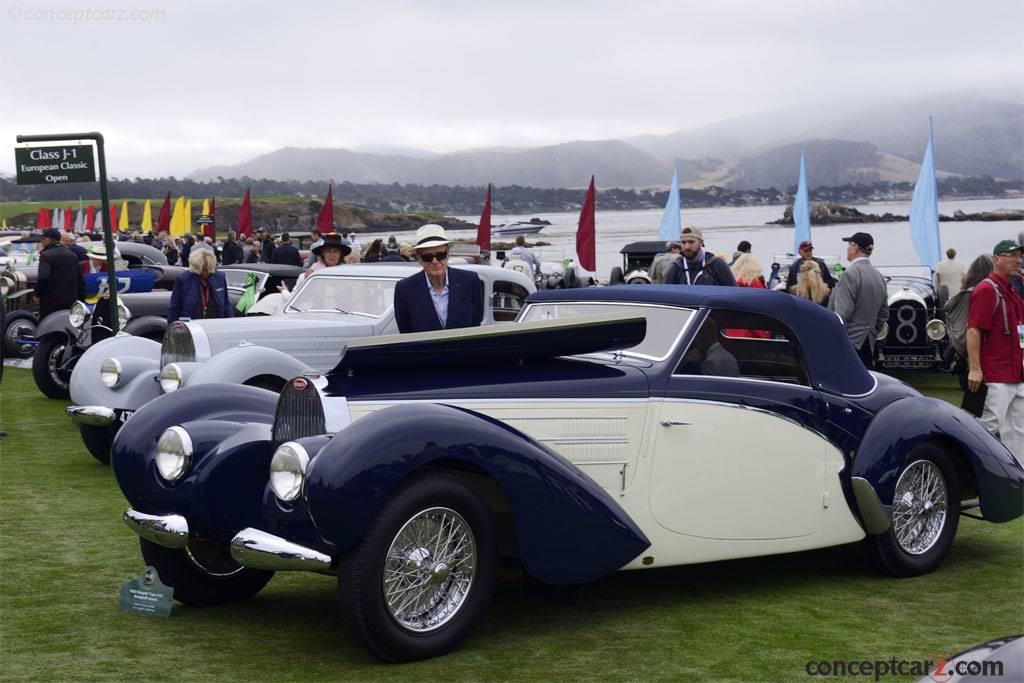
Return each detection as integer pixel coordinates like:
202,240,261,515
189,313,388,359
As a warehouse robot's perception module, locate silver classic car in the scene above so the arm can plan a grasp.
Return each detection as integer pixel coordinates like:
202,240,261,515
66,263,535,462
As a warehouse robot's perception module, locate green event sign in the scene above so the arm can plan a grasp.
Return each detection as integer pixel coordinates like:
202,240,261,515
15,144,96,185
118,566,173,618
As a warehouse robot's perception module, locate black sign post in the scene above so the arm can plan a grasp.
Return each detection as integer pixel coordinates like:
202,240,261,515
15,132,119,333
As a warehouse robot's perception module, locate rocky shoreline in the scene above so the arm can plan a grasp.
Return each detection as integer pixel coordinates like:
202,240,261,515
767,202,1024,226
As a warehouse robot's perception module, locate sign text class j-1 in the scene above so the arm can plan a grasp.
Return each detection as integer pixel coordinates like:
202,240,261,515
15,144,97,185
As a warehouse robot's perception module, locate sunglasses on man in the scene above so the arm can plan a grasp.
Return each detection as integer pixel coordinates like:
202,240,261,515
419,250,448,263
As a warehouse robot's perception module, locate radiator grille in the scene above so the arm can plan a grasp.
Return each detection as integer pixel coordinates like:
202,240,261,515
272,376,326,444
161,321,196,366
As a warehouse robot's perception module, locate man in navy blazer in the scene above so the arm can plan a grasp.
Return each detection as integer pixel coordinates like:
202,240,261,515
394,224,484,333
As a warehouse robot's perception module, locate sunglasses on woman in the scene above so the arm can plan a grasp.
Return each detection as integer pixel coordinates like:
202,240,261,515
419,250,448,263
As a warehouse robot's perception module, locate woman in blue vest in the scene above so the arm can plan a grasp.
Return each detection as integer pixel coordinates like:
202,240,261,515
166,246,234,322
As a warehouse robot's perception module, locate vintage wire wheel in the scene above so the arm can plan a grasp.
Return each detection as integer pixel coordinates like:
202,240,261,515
891,459,949,555
382,506,476,633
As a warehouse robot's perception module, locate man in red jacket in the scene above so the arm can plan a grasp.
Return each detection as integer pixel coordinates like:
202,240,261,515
967,239,1024,465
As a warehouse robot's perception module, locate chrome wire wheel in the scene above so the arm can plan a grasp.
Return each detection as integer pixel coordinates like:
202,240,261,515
891,459,948,555
383,506,476,633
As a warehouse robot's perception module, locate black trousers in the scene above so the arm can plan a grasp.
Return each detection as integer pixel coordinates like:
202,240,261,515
857,339,875,370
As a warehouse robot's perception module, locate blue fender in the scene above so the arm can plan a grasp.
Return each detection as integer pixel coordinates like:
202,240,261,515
852,396,1024,522
305,403,650,585
112,383,279,543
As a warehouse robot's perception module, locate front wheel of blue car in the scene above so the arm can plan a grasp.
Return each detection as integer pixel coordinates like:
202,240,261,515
338,473,497,662
864,444,961,578
140,538,274,607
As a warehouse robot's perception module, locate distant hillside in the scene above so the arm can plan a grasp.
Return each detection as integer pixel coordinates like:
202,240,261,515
192,140,668,188
189,93,1022,189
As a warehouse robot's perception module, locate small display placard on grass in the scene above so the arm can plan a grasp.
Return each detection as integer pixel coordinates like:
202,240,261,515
119,566,172,618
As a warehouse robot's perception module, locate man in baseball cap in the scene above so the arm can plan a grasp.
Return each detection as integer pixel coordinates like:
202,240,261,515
966,238,1024,465
786,239,836,291
663,226,736,286
36,227,84,319
829,231,888,368
393,224,483,333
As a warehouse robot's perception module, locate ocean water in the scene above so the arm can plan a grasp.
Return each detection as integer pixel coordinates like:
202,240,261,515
363,197,1024,279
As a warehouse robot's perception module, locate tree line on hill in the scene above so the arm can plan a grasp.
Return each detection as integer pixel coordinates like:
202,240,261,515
2,175,1020,215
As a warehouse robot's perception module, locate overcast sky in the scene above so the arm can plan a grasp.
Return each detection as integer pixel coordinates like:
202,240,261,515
1,0,1021,178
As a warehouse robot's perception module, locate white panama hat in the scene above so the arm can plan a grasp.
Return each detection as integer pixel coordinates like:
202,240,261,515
414,224,450,250
88,243,120,259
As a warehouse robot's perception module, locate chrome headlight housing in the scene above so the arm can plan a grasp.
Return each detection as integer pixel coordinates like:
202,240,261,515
69,300,89,329
156,426,192,482
269,441,310,503
877,322,889,341
925,319,946,341
117,300,131,328
100,357,122,387
159,363,183,393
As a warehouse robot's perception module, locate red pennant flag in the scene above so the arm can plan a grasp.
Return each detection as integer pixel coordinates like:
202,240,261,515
37,207,51,228
156,192,171,232
109,204,119,231
476,184,492,252
86,204,95,231
576,176,596,272
317,185,334,233
64,206,74,230
237,188,253,237
205,197,216,239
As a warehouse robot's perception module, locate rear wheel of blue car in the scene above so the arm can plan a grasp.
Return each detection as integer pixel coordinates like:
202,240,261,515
338,473,497,662
140,538,273,606
865,444,961,578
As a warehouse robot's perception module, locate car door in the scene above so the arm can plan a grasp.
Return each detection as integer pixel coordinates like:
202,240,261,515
649,308,834,541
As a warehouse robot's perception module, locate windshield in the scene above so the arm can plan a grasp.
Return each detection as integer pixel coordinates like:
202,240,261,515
287,276,399,316
222,269,265,290
519,302,694,360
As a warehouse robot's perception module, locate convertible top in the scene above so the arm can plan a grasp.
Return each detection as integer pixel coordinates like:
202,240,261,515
528,285,875,396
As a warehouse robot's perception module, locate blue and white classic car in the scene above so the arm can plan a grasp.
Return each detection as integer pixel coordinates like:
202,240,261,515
111,286,1024,662
66,263,535,462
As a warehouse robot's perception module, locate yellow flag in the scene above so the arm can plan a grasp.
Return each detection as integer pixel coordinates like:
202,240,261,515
1,218,7,229
170,196,186,236
185,198,193,233
119,201,130,231
141,199,153,233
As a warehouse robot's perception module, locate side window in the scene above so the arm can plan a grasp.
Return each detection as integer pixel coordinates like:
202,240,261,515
491,281,529,322
675,310,810,385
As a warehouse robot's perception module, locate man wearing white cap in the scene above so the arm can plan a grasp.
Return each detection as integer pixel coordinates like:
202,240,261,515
393,224,483,333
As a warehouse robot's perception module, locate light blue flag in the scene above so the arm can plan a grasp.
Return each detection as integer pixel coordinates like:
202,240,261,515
910,119,942,270
792,153,811,253
659,164,681,242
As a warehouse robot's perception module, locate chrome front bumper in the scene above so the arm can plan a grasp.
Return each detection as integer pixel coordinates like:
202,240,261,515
123,509,332,571
67,405,117,427
230,528,332,572
124,509,190,549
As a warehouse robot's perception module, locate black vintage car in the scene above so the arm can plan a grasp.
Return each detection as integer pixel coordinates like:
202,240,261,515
608,241,666,285
31,263,304,399
874,266,949,370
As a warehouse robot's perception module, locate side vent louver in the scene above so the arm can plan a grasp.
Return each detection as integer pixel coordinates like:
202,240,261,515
161,321,196,366
272,376,327,444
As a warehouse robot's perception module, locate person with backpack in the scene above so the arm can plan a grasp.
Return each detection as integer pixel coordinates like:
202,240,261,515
945,254,994,416
966,240,1024,465
664,227,736,287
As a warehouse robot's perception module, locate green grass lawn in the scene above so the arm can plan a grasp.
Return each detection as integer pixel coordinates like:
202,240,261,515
0,367,1021,681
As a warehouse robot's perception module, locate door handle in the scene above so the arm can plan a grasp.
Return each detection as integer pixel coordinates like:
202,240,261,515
660,419,692,427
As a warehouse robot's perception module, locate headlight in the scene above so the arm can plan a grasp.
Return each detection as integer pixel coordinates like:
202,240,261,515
69,301,89,329
877,322,889,341
100,358,122,387
925,319,946,341
156,426,192,482
117,300,131,327
0,277,9,296
270,441,310,502
159,363,182,393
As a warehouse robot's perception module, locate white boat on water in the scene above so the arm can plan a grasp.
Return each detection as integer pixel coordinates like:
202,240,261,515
492,222,546,236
